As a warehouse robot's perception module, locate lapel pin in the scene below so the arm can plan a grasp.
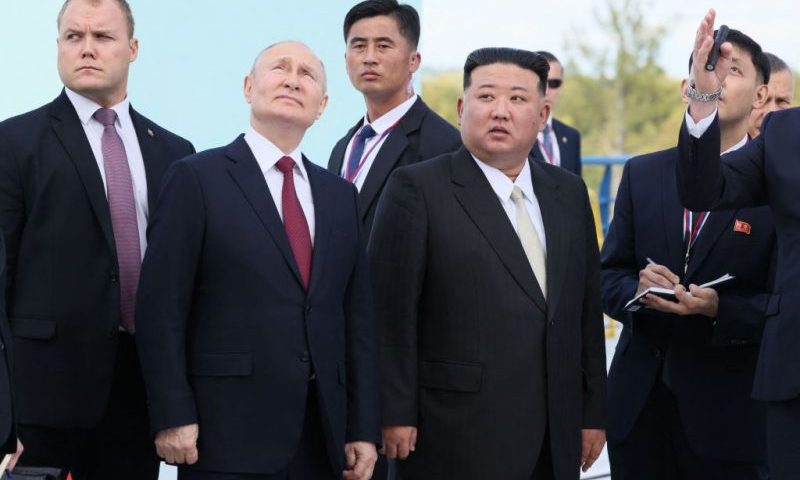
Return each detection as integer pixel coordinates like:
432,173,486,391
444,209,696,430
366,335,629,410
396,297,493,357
561,136,568,144
147,128,154,137
733,219,751,235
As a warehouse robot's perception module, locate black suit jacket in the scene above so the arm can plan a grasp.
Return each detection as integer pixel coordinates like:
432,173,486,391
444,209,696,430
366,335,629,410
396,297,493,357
530,117,582,176
135,136,380,474
602,147,775,461
676,111,800,402
369,147,606,480
327,97,460,233
0,236,16,454
0,90,194,428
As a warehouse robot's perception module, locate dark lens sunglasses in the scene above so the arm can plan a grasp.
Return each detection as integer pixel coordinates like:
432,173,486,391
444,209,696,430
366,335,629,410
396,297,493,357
547,78,563,89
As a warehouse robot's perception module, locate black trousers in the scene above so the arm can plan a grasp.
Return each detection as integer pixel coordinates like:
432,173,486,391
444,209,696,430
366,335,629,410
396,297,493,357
17,333,160,480
609,379,768,480
767,396,800,480
179,383,339,480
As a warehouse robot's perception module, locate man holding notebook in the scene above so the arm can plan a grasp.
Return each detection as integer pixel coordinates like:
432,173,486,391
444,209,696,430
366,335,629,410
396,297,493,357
600,28,776,479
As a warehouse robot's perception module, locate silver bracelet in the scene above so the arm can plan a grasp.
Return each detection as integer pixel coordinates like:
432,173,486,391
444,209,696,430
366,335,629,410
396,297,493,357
685,83,722,102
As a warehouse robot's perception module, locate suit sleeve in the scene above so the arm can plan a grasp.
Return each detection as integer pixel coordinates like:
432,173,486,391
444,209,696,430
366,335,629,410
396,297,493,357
712,243,778,347
343,184,381,444
367,167,427,427
579,180,608,429
599,161,641,325
135,160,205,434
677,113,767,211
0,128,26,306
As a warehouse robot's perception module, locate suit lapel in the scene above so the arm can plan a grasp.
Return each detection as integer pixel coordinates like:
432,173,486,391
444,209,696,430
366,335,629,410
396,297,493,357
529,160,566,320
225,135,305,288
450,148,547,313
683,209,736,281
304,159,332,296
552,121,571,166
358,98,428,222
329,121,361,176
129,107,167,209
49,91,116,255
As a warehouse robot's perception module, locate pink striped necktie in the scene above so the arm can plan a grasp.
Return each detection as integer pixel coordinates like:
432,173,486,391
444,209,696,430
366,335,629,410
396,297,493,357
276,156,313,288
94,108,140,333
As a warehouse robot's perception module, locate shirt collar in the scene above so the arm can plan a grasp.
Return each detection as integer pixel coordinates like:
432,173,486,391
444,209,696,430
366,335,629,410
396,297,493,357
362,94,418,135
65,87,132,130
722,134,749,155
244,126,307,180
471,153,535,203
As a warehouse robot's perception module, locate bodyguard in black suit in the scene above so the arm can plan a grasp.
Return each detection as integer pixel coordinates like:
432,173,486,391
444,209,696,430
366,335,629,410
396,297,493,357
0,1,193,478
370,48,606,480
529,52,582,176
602,29,774,479
136,42,379,480
328,0,460,234
677,10,800,479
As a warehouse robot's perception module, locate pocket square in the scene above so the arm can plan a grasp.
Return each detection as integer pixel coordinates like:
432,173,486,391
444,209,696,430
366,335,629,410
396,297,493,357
733,219,751,235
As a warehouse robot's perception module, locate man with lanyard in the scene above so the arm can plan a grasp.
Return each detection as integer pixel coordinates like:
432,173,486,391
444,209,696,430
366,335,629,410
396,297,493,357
600,28,776,479
328,0,460,235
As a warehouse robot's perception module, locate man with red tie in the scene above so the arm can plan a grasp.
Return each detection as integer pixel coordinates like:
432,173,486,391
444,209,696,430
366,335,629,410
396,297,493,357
601,28,775,480
135,41,380,480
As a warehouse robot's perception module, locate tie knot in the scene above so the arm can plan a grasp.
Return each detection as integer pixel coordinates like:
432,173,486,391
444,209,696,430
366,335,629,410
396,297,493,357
357,124,377,140
93,108,118,127
511,186,524,202
276,156,296,174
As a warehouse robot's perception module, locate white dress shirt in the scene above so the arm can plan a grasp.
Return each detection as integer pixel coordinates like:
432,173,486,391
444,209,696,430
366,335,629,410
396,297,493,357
684,108,718,138
537,114,561,167
341,94,418,190
65,87,149,258
472,155,547,252
244,127,316,245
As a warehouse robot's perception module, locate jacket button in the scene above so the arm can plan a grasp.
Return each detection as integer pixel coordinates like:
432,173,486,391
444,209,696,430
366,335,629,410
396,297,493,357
299,351,310,362
654,348,664,358
304,305,312,313
109,271,118,283
0,342,5,351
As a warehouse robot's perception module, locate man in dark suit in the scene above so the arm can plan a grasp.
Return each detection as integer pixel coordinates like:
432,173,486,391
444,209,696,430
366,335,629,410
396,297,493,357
328,0,460,234
0,237,22,471
370,47,606,480
0,0,194,478
677,9,800,479
601,28,774,479
748,52,794,138
135,41,380,480
528,51,582,176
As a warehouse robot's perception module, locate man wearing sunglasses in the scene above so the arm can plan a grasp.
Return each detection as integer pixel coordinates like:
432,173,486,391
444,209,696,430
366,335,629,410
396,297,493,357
529,51,582,176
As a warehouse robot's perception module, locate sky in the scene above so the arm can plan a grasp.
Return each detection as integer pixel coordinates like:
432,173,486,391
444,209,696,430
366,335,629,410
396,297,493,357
421,0,799,79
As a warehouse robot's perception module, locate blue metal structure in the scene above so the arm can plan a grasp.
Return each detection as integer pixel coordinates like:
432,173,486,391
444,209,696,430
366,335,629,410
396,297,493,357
583,155,629,235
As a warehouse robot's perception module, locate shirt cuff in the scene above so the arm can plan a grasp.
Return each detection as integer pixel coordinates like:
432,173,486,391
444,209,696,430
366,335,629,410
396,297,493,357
685,107,717,138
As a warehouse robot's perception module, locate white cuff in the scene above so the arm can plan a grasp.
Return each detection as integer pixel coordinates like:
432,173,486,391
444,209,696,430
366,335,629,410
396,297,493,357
685,107,717,138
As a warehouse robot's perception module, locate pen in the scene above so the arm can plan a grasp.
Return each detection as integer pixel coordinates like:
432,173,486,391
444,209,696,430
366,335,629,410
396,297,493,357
646,257,656,265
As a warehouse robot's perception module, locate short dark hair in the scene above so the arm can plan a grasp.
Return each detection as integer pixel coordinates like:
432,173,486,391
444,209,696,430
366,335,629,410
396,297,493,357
58,0,135,39
765,52,792,75
687,28,770,85
463,47,550,96
343,0,420,49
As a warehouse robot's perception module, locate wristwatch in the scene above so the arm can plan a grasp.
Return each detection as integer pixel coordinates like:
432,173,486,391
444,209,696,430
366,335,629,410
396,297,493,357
685,82,722,102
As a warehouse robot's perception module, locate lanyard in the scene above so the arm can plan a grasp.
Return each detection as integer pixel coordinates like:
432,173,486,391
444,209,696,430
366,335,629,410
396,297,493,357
682,209,709,272
538,130,555,165
345,120,400,183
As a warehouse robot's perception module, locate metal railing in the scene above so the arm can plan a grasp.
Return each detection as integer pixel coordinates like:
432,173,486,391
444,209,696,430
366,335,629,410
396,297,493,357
583,155,629,235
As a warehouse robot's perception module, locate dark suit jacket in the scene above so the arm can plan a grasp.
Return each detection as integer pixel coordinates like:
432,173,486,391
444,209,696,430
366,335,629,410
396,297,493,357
530,117,582,176
0,236,16,454
135,135,380,474
327,97,460,233
676,110,800,402
368,147,606,480
602,147,775,462
0,90,194,428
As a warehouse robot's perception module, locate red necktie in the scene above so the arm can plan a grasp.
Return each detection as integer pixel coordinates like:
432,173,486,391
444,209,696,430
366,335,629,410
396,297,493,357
276,156,313,288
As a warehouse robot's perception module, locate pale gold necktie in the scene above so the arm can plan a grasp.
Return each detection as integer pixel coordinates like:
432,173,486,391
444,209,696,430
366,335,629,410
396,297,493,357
511,186,546,298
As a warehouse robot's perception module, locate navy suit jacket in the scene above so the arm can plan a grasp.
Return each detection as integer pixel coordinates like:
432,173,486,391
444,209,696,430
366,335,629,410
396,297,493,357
602,147,776,461
0,236,16,454
530,118,582,176
136,135,380,474
328,97,460,233
677,110,800,402
0,90,194,428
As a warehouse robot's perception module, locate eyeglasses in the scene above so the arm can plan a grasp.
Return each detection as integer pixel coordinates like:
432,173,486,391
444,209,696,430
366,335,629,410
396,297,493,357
547,78,563,89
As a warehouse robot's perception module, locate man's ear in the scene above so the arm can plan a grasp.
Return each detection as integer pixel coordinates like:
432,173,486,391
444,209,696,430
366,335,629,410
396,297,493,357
680,78,689,105
753,83,768,109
